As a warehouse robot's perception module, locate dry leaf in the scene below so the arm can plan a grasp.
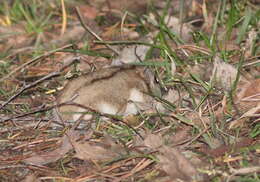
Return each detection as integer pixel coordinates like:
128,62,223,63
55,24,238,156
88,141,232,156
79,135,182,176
73,135,125,161
200,138,254,157
230,79,260,128
104,0,148,15
123,114,140,126
74,142,117,160
0,25,33,52
111,44,150,65
171,61,176,76
121,27,140,39
22,173,39,182
244,28,258,59
165,16,193,42
158,146,199,181
155,88,180,112
79,5,98,20
170,126,191,144
143,132,201,181
229,105,260,129
144,133,163,149
44,25,86,49
236,78,260,109
24,130,80,165
211,56,239,91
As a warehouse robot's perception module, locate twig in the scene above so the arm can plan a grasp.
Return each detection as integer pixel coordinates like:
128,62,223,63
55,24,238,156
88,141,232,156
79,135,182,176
94,40,156,47
0,165,27,170
0,49,80,110
242,58,260,67
173,126,210,147
0,44,73,82
0,71,60,110
120,11,128,39
75,7,120,56
0,101,71,123
60,0,67,36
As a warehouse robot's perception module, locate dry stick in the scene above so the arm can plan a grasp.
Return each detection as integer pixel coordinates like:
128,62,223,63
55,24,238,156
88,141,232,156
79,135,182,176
0,71,61,110
0,44,73,83
60,0,67,36
94,40,155,46
0,101,72,123
0,55,80,111
120,11,128,39
0,44,77,110
75,7,120,56
177,126,210,148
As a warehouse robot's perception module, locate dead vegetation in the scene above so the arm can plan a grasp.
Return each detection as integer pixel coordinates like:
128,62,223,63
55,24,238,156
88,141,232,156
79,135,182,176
0,0,259,182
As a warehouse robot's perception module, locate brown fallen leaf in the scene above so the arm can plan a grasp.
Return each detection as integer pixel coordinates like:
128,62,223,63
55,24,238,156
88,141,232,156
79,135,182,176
236,78,260,109
73,135,126,161
23,129,80,165
111,44,150,65
0,25,33,52
229,105,260,129
104,0,148,16
157,146,199,181
165,16,193,42
211,56,239,91
229,79,260,128
199,137,254,158
22,173,39,182
43,25,86,49
143,133,201,181
79,5,98,20
187,54,251,92
244,28,258,59
170,126,191,144
144,133,163,149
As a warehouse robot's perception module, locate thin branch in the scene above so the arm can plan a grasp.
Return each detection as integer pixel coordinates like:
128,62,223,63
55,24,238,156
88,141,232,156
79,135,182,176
75,7,120,55
0,101,69,123
60,0,67,36
0,71,60,110
0,44,73,82
94,40,156,47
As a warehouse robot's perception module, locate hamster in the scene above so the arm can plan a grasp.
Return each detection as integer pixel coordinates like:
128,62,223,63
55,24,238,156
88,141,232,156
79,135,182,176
53,65,153,124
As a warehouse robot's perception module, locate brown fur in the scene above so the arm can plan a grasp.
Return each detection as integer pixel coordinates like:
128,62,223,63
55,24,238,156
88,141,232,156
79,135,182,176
55,65,151,122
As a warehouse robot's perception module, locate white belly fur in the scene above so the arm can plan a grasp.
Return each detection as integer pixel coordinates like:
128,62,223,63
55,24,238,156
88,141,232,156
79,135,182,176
124,88,145,115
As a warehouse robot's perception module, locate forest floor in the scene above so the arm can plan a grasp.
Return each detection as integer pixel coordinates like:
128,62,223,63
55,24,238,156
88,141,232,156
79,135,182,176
0,0,259,182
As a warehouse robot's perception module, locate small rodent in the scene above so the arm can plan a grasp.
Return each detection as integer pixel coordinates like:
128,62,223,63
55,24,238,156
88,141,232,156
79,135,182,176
53,65,153,124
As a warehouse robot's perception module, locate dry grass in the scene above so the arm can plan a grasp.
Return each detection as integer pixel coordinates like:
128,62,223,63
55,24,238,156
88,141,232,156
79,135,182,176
0,0,259,181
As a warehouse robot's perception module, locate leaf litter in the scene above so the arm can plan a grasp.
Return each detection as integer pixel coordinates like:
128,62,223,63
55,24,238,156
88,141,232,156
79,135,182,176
0,0,259,182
